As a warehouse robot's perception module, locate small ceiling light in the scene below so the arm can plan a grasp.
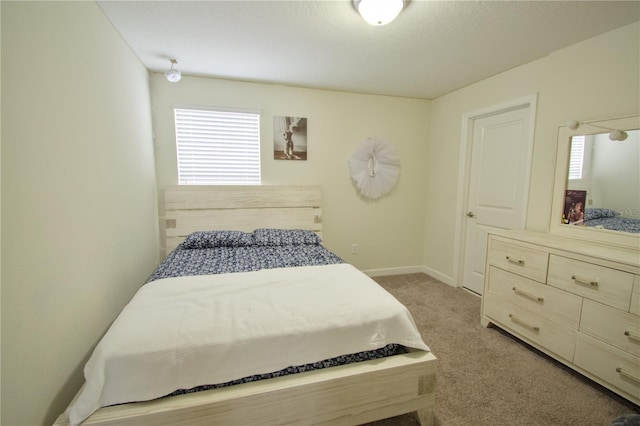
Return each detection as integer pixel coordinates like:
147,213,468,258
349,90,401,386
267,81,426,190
567,120,580,131
353,0,404,26
165,59,181,83
608,129,628,141
566,120,629,141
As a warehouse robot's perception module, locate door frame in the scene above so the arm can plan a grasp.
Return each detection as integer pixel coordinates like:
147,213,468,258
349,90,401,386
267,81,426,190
452,94,538,288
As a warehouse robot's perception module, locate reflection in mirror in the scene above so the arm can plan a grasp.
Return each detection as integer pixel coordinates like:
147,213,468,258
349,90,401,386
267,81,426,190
550,115,640,249
564,129,640,233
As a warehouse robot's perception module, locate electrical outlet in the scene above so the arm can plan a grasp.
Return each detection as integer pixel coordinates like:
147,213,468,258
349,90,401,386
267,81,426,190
351,243,359,254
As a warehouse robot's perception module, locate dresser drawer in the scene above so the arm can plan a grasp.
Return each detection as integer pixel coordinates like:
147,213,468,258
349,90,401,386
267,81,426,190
580,299,640,357
486,266,582,329
574,333,640,405
488,239,549,283
547,255,634,311
483,294,576,361
632,275,640,316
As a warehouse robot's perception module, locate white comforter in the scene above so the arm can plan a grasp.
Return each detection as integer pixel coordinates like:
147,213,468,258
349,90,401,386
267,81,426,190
68,263,429,425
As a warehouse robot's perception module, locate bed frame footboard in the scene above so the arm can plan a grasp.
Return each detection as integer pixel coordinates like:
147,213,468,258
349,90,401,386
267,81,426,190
54,350,436,426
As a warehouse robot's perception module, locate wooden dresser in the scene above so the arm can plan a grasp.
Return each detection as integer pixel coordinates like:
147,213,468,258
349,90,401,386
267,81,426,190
481,231,640,405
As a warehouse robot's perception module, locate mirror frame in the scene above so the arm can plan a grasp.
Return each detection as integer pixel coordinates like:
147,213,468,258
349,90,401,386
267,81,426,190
549,114,640,249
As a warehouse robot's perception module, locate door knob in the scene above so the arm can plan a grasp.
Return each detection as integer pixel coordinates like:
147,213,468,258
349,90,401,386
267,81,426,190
467,211,475,218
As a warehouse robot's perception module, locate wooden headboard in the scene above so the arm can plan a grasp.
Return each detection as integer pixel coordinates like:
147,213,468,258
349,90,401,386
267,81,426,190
160,185,323,255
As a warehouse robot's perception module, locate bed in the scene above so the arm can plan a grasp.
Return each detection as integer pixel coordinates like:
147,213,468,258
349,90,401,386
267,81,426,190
54,185,437,426
582,208,640,233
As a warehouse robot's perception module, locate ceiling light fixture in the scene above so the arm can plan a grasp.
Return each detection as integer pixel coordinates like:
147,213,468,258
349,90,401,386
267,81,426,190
566,120,628,141
353,0,404,26
165,59,181,83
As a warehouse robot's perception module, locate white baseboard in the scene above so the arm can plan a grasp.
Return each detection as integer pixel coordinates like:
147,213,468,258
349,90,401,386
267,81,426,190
362,265,426,277
362,265,456,288
422,266,455,287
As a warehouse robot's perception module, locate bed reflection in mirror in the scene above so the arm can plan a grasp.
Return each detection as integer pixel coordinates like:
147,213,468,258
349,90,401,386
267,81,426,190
565,129,640,233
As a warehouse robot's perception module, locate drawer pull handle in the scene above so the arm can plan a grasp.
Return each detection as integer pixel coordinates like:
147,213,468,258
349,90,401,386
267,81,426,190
624,331,640,342
571,275,598,287
616,367,640,384
508,314,540,332
512,287,544,303
506,256,525,266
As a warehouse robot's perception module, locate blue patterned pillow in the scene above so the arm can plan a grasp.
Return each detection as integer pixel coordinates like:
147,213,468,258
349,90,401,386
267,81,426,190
180,231,255,249
253,228,322,246
585,208,620,221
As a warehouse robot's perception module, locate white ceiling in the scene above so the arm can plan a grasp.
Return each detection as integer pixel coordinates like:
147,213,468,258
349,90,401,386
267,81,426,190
97,0,640,99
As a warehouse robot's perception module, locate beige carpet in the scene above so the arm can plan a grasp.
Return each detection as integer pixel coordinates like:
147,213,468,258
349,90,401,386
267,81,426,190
365,273,639,426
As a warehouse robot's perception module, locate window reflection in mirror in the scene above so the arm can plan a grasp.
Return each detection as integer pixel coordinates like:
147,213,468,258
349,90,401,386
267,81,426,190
564,129,640,233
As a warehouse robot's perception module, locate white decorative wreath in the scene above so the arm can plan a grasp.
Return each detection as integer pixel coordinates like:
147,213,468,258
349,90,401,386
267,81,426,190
348,137,400,199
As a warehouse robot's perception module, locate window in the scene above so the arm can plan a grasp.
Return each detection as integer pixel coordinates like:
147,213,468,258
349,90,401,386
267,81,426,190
174,107,261,185
568,135,585,180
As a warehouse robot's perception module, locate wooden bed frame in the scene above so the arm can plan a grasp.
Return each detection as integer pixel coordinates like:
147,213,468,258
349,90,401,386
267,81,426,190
54,185,437,426
160,185,325,256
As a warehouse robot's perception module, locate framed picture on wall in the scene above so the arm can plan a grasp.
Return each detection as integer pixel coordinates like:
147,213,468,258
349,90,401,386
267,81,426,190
273,116,307,160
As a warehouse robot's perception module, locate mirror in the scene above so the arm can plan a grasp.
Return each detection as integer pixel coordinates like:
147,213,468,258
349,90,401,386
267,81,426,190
550,115,640,249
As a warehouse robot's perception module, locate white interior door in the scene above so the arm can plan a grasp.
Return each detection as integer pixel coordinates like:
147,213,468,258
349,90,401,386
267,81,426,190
462,106,533,294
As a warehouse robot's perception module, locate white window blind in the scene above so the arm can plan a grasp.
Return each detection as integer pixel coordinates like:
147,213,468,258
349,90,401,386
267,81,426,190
568,135,585,180
174,107,261,185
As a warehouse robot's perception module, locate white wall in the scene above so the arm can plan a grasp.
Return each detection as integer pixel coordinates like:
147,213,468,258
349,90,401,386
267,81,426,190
424,22,640,284
151,76,431,273
1,3,159,425
1,5,637,424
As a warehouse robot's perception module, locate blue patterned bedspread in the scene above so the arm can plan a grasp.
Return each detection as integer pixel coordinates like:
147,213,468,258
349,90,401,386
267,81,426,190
582,208,640,233
148,245,345,282
142,230,405,401
585,216,640,233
